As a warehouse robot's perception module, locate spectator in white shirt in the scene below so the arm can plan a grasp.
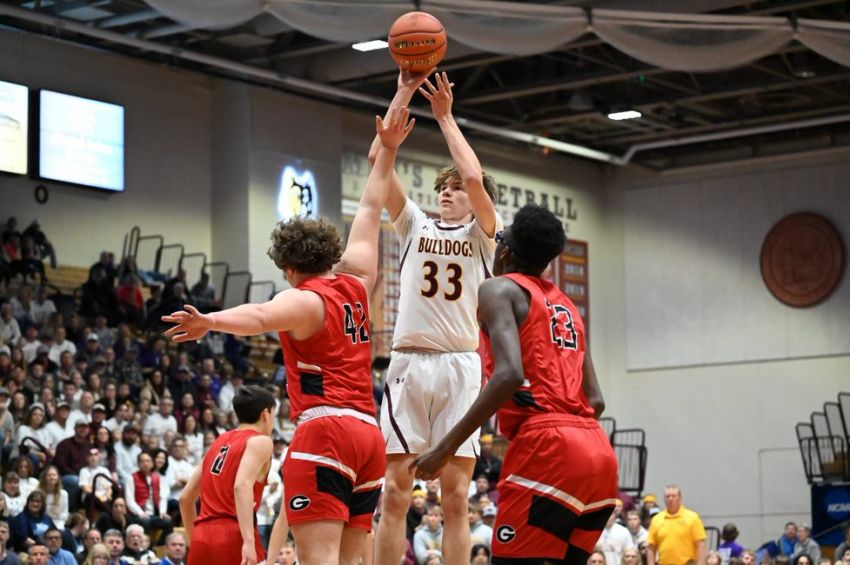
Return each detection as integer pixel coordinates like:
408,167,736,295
58,383,80,412
0,304,21,345
3,471,26,516
142,398,177,448
38,465,68,530
216,374,243,413
104,403,131,434
78,449,112,510
180,415,203,466
113,427,142,486
69,392,94,426
48,328,76,366
164,438,193,504
20,326,42,365
12,457,40,501
597,500,635,565
14,404,52,464
46,402,74,451
30,287,56,329
626,509,649,548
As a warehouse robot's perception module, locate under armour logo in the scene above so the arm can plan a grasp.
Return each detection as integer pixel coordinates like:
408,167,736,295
289,495,311,511
497,525,517,543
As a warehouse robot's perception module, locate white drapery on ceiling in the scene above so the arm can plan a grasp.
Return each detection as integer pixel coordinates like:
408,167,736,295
796,18,850,68
140,0,850,73
592,10,794,72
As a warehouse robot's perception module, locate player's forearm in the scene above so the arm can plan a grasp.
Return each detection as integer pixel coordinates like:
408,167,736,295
208,304,270,336
647,546,657,565
368,87,417,165
362,146,400,211
266,511,289,565
178,495,196,539
437,371,521,454
234,482,257,546
436,114,483,186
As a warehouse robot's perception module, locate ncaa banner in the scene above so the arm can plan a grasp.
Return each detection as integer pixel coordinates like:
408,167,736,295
811,483,850,545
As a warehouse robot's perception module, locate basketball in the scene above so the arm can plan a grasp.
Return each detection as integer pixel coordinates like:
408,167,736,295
388,11,447,72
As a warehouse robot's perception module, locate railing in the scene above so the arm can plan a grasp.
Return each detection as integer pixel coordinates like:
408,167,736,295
599,417,616,443
223,271,252,309
205,262,229,304
180,252,207,289
612,428,647,496
249,280,277,303
134,235,164,274
705,526,721,551
123,226,140,262
155,243,184,278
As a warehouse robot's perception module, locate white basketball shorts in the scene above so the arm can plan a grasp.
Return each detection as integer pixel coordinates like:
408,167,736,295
380,350,482,458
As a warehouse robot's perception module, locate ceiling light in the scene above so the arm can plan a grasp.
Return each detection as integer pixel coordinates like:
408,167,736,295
352,40,388,52
607,110,642,121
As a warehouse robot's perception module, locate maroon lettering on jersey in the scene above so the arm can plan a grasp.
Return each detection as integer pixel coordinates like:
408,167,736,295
278,273,377,421
482,273,595,440
195,429,265,524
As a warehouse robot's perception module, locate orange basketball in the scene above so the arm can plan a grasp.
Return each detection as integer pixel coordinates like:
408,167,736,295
388,11,447,72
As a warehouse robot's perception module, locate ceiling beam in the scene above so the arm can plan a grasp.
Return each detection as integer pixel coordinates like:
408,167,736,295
529,71,850,130
590,103,850,147
98,8,159,28
459,67,665,106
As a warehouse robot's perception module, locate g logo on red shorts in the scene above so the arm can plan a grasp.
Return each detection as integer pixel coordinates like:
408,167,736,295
496,525,516,543
289,495,311,511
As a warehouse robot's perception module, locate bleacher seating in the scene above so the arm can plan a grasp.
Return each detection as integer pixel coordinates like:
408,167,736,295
796,391,850,483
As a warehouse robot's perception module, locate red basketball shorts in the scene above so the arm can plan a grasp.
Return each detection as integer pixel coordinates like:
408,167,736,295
188,518,265,565
492,414,619,562
283,414,386,530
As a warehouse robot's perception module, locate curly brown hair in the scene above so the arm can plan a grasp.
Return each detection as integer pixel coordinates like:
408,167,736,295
433,166,496,203
267,218,343,275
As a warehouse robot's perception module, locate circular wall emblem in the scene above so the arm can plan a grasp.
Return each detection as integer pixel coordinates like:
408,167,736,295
289,495,311,511
761,213,844,307
496,525,517,543
278,166,318,221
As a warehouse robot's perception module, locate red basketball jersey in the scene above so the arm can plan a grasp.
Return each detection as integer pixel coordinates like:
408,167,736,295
195,428,266,524
484,273,594,439
278,273,376,421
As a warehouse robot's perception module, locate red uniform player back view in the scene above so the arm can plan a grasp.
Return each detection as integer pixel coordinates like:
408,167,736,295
171,385,276,565
194,428,267,559
413,204,619,565
164,105,417,565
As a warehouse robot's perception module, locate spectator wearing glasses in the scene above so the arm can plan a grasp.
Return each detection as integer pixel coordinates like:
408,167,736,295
44,527,76,565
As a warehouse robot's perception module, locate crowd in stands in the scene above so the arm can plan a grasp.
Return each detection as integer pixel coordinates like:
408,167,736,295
3,217,850,565
0,217,288,564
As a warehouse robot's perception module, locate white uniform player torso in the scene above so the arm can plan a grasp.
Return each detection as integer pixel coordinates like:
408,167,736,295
392,198,503,352
382,198,503,457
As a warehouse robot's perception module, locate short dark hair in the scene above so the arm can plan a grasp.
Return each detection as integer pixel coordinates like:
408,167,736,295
233,385,276,424
504,204,565,272
722,523,739,542
267,218,343,274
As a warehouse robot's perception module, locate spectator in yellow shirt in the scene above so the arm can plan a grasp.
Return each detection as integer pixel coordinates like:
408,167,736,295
648,486,706,565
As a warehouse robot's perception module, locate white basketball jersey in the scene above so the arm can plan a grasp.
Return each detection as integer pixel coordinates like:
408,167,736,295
392,199,503,352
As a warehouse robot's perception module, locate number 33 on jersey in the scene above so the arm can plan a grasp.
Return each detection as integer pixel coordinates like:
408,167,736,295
392,199,504,353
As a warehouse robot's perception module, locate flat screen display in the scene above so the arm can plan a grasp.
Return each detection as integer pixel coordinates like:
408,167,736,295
0,80,28,175
39,90,124,191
